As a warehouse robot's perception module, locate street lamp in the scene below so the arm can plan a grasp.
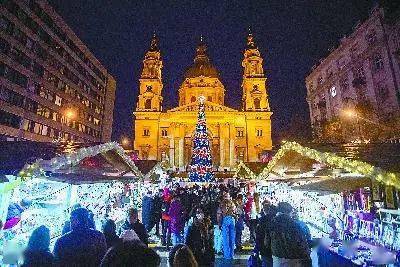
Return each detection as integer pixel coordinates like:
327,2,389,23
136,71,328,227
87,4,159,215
342,109,357,118
121,137,130,149
62,108,77,141
64,108,77,120
341,108,363,140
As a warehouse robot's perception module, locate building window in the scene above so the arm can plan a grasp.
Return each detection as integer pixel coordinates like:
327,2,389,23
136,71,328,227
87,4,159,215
254,98,261,110
146,85,152,92
330,86,337,98
0,63,28,88
55,95,62,106
143,128,150,136
372,53,384,72
317,76,323,85
236,128,245,137
33,122,42,134
32,62,44,77
144,98,152,109
0,110,20,129
307,83,314,93
161,128,168,137
256,129,263,137
207,96,212,102
0,85,24,107
52,112,58,121
191,96,196,103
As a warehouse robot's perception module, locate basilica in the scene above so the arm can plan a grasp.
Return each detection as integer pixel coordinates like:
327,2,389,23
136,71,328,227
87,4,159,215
133,32,272,170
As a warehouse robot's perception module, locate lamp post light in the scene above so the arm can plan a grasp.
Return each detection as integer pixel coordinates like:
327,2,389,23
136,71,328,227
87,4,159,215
341,108,364,140
62,108,77,141
64,108,77,120
121,137,130,150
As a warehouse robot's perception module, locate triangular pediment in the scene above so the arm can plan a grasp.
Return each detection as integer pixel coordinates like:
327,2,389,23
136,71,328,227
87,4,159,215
167,101,238,113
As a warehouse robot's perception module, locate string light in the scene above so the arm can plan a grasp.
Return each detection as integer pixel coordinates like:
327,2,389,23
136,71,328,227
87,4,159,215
258,141,400,189
1,142,143,195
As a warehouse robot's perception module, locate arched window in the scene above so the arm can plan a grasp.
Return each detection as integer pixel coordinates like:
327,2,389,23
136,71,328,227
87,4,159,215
207,96,212,102
254,98,261,110
191,96,196,103
145,99,152,109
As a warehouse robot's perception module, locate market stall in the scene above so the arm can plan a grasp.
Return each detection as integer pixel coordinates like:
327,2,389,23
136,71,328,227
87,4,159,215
0,141,143,265
256,141,400,266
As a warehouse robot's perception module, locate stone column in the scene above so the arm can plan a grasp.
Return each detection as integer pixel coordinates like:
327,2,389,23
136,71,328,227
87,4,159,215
229,139,235,169
220,138,225,169
179,138,184,170
169,136,175,167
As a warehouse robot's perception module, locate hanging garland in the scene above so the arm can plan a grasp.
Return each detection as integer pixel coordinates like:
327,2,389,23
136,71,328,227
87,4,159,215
258,141,400,190
233,161,257,180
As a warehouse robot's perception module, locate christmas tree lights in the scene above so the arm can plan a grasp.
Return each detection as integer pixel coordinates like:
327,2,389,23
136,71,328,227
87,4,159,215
188,96,214,182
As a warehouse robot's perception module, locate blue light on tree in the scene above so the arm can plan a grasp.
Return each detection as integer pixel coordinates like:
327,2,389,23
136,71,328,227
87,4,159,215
188,96,214,182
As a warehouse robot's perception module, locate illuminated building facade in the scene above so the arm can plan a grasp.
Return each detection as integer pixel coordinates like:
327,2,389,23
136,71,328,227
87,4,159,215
0,0,116,142
134,32,272,170
306,7,400,142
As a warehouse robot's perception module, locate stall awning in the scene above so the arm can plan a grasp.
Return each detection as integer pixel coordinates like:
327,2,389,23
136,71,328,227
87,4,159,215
292,176,372,194
0,141,143,192
258,141,400,190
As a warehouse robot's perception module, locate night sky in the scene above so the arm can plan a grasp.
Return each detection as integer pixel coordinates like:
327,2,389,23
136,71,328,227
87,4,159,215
48,0,372,143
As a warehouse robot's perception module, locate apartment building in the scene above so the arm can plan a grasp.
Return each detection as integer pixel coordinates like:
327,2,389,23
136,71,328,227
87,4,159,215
0,0,116,142
306,7,400,142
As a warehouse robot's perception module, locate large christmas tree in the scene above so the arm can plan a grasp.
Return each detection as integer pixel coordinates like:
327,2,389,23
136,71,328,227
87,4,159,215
189,96,214,182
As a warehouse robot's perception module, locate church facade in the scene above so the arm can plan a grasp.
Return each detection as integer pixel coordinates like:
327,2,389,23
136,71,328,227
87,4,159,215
133,32,272,170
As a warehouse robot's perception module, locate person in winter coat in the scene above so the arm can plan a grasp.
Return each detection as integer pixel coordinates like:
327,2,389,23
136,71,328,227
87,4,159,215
185,207,215,266
266,202,311,267
142,191,154,232
293,211,312,248
162,187,172,246
151,189,163,236
22,225,54,267
61,203,82,235
102,219,121,249
234,194,245,250
169,194,185,245
221,198,236,260
53,208,107,267
121,208,149,246
213,200,223,254
245,192,260,243
256,199,277,267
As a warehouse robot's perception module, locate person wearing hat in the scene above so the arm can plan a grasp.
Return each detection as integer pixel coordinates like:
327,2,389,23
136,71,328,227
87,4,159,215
266,202,311,267
53,207,107,266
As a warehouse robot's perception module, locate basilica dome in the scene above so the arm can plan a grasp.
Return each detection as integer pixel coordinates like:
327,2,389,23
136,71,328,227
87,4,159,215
184,38,220,79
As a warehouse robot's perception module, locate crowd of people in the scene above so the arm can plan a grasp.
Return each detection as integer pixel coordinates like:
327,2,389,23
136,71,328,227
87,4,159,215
20,182,314,266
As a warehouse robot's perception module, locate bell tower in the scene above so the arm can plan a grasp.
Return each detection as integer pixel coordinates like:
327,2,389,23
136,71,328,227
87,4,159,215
241,29,270,111
136,33,163,111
